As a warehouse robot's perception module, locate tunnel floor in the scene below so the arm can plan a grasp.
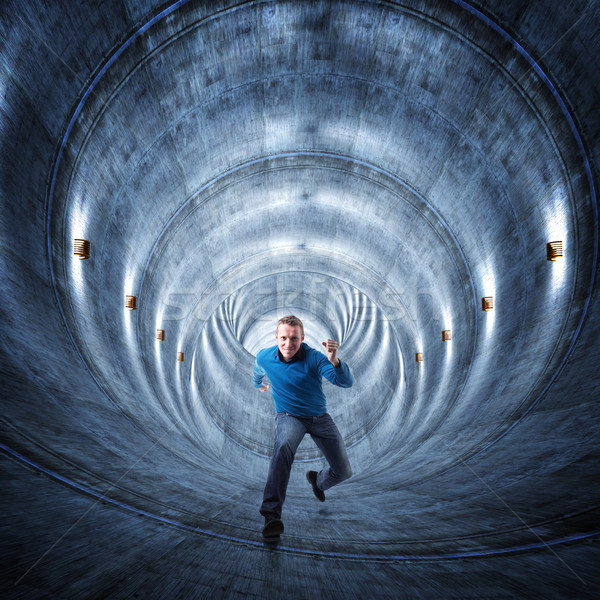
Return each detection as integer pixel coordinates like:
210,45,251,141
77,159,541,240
2,455,599,600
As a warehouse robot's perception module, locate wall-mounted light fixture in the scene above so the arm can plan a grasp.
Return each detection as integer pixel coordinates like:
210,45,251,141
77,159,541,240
415,352,423,362
73,239,90,259
546,241,563,261
482,296,494,311
442,330,452,342
156,329,165,341
177,352,184,362
125,295,137,310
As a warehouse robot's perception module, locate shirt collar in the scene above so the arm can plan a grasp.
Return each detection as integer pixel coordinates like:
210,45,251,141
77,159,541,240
276,343,305,364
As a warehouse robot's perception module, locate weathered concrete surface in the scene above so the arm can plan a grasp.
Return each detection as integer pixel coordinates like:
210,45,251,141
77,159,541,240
1,0,599,597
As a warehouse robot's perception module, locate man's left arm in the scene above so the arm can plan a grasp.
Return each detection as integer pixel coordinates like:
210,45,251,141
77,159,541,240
318,339,353,388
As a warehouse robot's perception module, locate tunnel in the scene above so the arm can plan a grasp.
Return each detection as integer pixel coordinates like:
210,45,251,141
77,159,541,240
1,0,599,598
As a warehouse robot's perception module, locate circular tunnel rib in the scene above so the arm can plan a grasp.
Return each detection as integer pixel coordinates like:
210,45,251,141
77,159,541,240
1,0,599,597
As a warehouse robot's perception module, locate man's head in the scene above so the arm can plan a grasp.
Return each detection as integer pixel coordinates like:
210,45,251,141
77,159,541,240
276,315,304,361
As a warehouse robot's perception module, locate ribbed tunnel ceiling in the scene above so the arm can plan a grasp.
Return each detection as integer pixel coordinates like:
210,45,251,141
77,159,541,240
49,0,596,500
1,0,599,597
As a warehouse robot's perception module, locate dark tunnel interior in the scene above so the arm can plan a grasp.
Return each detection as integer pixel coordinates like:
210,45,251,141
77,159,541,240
1,1,599,598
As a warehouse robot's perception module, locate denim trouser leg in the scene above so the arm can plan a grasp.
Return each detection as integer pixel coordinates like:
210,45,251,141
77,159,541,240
260,413,307,517
260,412,352,517
309,413,352,491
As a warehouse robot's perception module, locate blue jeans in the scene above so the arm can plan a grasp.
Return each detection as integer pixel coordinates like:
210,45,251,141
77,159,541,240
260,412,352,517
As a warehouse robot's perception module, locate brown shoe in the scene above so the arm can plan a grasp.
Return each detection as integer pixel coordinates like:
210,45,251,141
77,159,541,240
262,513,284,541
306,470,325,502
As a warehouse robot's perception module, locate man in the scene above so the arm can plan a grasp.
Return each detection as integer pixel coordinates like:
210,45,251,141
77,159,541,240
252,315,353,541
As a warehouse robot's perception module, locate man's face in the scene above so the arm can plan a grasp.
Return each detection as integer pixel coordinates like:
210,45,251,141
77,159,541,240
276,324,304,362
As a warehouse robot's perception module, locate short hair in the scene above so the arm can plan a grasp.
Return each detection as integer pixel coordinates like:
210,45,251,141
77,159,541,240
276,315,304,336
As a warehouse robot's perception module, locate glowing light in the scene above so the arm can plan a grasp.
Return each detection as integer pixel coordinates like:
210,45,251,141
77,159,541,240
546,241,563,261
69,195,91,298
69,197,90,239
440,308,453,363
123,272,137,336
479,265,496,335
70,247,86,296
73,239,90,259
543,191,569,289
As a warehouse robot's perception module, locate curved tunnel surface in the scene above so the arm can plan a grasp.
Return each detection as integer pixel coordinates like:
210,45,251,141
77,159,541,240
1,0,599,597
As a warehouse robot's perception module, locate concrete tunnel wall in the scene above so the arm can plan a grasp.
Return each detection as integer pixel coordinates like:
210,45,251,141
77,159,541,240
1,0,599,598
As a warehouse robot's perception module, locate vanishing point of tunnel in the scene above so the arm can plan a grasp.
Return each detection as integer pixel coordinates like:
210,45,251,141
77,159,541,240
1,1,599,598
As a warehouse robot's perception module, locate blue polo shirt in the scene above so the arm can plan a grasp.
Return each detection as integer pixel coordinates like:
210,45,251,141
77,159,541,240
252,342,353,417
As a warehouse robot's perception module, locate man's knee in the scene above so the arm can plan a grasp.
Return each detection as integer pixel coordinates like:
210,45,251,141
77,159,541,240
342,464,353,481
336,462,352,482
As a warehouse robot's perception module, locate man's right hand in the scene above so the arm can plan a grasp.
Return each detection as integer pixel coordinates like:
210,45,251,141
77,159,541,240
259,384,270,392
